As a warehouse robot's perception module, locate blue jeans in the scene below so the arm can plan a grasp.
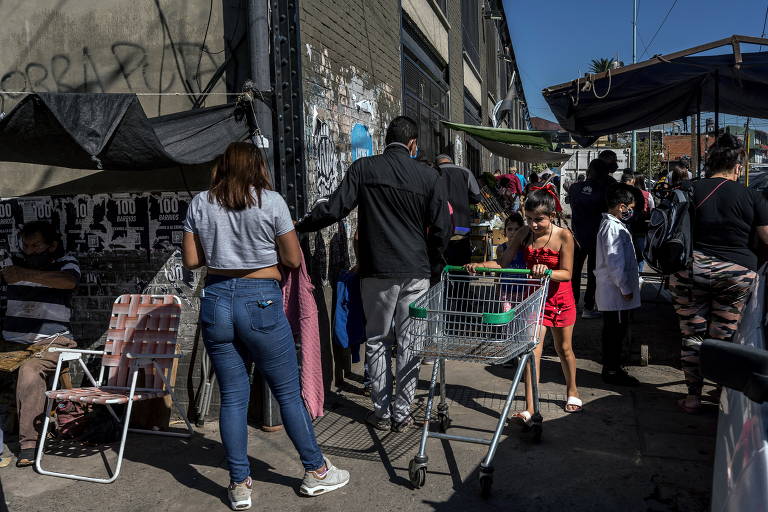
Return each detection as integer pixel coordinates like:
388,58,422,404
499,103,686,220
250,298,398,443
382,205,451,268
200,276,324,483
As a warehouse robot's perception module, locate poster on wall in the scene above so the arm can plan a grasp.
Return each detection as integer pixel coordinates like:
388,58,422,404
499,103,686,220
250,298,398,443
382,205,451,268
101,193,149,251
55,195,98,254
0,199,21,265
148,192,191,251
351,123,373,161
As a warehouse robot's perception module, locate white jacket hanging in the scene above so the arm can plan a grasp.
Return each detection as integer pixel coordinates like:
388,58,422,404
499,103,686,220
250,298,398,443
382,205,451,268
594,213,641,311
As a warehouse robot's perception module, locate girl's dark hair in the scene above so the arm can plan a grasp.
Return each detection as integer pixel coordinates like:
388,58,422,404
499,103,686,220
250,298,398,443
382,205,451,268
524,189,556,216
633,172,647,191
209,142,272,210
670,166,688,186
620,171,635,184
505,212,524,228
705,133,745,177
529,172,539,183
606,184,636,209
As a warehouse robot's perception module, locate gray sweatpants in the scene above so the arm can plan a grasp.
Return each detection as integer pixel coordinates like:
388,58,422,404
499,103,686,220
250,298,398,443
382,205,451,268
361,277,430,423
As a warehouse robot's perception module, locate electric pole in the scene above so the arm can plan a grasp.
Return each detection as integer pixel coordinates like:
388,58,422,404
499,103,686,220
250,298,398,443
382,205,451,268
631,0,637,172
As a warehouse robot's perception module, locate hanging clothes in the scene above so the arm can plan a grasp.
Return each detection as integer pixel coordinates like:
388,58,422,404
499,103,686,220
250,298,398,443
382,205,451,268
281,251,324,419
334,270,366,363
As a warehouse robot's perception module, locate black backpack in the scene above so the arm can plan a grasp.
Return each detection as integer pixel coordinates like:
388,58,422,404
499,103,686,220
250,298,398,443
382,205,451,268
643,182,695,274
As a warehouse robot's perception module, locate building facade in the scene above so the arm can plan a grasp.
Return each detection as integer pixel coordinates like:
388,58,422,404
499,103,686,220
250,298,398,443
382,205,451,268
0,0,529,417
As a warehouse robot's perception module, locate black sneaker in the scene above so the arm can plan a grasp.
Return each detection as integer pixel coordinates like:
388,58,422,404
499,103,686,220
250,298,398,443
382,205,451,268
365,412,391,431
15,448,35,467
602,368,640,386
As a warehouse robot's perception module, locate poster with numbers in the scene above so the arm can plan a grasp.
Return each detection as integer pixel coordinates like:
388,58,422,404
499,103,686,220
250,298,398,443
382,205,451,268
102,193,149,251
0,199,20,257
148,192,191,251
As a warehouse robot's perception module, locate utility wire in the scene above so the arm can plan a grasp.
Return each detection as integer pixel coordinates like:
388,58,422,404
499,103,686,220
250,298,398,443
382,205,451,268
640,0,679,59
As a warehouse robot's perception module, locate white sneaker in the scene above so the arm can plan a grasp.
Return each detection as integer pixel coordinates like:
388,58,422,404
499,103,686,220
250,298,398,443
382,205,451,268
300,457,350,496
227,476,253,510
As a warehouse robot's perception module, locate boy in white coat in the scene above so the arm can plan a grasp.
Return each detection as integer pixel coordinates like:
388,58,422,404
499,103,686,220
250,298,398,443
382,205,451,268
595,184,641,386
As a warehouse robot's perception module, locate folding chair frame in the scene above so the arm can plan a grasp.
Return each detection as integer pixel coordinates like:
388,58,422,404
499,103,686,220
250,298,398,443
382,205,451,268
35,297,193,484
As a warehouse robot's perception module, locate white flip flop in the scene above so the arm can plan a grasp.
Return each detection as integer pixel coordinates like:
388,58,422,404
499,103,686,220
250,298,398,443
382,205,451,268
565,396,583,413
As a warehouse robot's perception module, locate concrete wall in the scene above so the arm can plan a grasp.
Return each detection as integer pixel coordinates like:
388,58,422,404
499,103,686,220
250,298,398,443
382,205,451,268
0,0,241,196
0,0,248,417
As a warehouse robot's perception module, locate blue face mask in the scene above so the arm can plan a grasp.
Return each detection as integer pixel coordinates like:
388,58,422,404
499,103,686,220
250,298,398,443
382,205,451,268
620,207,634,221
410,146,419,159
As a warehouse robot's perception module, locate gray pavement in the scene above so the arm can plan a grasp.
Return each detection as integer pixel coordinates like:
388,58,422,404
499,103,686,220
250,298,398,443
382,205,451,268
1,282,717,511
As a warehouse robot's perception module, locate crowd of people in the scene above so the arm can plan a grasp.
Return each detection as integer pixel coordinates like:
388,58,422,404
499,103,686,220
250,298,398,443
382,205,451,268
2,113,767,511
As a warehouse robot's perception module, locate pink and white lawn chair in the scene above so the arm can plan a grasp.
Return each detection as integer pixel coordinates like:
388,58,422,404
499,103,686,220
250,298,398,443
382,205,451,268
35,294,193,483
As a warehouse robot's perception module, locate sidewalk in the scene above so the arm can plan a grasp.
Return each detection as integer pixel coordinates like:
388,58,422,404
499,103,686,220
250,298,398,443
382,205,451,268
1,283,716,512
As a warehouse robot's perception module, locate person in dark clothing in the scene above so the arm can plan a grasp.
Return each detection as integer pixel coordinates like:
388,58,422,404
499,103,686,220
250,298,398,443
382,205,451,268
669,133,768,413
435,153,482,265
296,116,450,432
568,159,613,318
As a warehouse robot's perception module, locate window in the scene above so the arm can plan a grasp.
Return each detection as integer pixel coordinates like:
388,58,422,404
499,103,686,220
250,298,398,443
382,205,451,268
485,26,498,99
463,92,482,126
465,141,481,176
402,21,449,161
463,92,483,175
462,0,480,68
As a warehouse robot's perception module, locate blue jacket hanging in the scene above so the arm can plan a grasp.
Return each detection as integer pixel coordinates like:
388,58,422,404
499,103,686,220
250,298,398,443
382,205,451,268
334,270,366,362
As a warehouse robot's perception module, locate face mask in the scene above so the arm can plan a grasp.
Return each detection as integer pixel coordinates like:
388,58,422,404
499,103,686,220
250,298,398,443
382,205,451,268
21,251,53,269
620,208,634,221
410,147,419,159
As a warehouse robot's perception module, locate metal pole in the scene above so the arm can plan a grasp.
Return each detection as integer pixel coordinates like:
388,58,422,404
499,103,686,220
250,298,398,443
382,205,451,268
696,106,702,178
648,125,652,176
247,0,276,184
631,0,637,172
745,118,751,186
247,0,282,429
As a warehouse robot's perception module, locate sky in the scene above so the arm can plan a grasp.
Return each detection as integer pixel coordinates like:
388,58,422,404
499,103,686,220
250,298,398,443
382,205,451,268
504,0,768,130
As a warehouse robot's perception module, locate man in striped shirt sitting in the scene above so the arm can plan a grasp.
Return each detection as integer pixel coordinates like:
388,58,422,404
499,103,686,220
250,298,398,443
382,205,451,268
1,221,80,467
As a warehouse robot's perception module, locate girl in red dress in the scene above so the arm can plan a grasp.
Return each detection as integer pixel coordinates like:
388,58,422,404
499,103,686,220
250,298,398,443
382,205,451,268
467,190,582,421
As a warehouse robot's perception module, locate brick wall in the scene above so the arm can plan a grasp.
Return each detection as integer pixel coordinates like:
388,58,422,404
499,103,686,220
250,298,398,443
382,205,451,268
0,193,214,417
298,0,403,388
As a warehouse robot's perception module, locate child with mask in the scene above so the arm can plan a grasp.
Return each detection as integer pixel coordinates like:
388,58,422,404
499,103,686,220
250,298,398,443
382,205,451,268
594,184,641,386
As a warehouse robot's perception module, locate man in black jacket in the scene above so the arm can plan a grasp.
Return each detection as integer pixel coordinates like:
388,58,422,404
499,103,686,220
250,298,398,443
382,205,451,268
296,116,450,431
435,153,482,265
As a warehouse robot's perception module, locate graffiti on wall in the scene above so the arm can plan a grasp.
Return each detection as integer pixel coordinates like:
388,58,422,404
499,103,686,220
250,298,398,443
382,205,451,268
312,119,340,197
454,134,464,167
0,41,225,111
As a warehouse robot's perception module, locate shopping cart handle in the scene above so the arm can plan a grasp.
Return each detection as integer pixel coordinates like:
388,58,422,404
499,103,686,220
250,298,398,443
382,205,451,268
443,265,552,276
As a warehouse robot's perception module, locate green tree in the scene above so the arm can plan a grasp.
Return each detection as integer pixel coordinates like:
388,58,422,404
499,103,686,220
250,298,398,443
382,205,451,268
627,138,665,179
589,58,615,74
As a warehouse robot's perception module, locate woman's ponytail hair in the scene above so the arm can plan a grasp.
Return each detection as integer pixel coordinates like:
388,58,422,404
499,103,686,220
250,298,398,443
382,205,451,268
705,132,745,177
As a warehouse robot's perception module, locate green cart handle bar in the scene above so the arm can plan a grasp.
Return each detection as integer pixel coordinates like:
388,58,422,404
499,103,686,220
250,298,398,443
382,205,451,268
442,265,553,276
409,266,551,324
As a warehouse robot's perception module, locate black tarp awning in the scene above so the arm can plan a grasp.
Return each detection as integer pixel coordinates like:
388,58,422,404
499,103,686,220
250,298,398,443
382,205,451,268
0,92,251,170
543,36,768,145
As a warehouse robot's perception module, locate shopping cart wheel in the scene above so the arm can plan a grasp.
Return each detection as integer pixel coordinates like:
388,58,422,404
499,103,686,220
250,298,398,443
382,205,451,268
409,458,427,489
438,412,451,433
479,468,493,498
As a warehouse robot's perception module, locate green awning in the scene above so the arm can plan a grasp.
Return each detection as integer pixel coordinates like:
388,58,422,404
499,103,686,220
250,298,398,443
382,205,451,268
441,121,556,151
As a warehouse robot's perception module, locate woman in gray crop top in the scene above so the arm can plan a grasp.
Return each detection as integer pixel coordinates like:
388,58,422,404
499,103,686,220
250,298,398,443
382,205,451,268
182,142,349,508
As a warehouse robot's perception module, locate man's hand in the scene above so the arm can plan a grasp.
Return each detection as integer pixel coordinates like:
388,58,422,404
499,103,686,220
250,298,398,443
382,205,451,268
622,292,634,301
1,265,29,284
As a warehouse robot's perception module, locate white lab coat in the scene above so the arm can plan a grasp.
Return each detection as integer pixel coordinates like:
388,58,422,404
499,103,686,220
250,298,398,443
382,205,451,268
594,213,641,311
